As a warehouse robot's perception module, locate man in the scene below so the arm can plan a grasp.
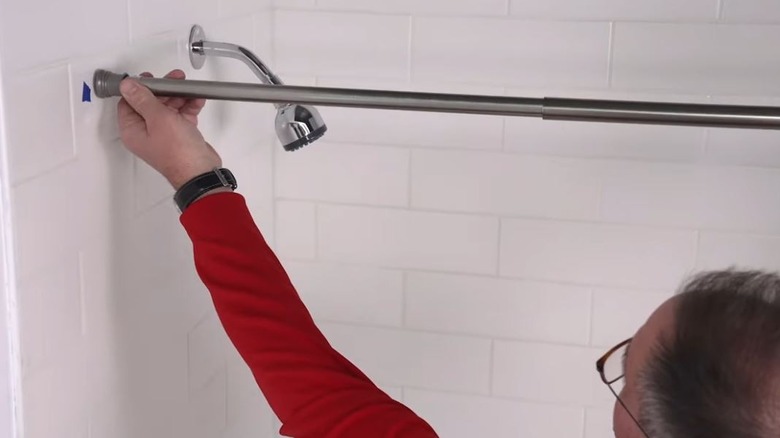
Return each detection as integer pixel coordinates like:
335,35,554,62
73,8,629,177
603,272,780,437
117,70,780,438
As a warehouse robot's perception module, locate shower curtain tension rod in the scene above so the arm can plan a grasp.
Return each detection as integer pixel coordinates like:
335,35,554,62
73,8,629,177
91,25,780,133
93,69,780,131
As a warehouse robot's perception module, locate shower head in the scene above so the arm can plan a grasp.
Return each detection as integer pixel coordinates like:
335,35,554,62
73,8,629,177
276,104,328,152
188,24,327,151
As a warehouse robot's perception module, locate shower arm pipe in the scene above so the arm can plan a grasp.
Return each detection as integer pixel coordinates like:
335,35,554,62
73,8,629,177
190,40,287,109
93,70,780,130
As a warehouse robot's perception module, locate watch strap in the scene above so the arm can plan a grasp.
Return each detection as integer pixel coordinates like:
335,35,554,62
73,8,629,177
174,168,237,212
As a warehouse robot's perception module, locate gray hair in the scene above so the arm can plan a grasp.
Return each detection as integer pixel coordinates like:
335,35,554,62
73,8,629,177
640,270,780,438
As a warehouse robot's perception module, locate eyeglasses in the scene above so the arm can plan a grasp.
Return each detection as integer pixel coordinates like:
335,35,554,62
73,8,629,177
596,338,650,438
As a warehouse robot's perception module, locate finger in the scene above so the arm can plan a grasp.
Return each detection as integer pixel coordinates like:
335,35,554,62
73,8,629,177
117,98,148,137
119,79,166,122
206,142,219,157
164,69,185,80
165,97,187,110
138,71,184,107
162,70,188,109
137,71,178,106
181,98,207,117
117,98,142,126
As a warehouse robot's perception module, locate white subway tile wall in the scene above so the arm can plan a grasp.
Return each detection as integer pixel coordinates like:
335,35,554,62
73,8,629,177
5,65,75,185
274,11,411,79
404,272,592,344
275,200,318,260
404,389,585,438
413,18,610,88
318,0,508,16
492,341,602,405
410,150,603,219
510,0,718,21
611,23,780,94
319,322,492,394
3,0,780,437
223,349,276,438
591,288,673,349
705,96,780,167
317,204,500,274
499,219,697,289
316,77,507,150
284,260,405,327
0,1,279,437
721,0,780,23
0,0,128,72
585,407,614,438
275,142,410,206
503,89,709,162
697,232,780,272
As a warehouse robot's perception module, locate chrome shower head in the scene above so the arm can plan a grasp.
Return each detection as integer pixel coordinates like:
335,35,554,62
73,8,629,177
189,24,327,151
276,104,328,152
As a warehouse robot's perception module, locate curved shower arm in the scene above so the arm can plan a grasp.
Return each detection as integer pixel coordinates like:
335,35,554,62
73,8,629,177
188,25,288,110
191,41,285,87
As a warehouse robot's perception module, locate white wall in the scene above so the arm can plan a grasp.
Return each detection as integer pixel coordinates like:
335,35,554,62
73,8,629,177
4,1,780,438
0,0,280,437
269,2,780,437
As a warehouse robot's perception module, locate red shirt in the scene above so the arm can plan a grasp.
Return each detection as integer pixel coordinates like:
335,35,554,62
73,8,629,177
181,193,439,438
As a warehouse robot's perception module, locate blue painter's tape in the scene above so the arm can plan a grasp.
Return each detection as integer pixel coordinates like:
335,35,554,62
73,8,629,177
82,82,92,102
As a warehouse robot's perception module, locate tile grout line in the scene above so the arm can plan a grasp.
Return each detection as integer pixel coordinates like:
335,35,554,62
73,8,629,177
269,0,280,251
270,137,780,173
407,15,414,81
126,0,133,42
314,202,320,260
606,22,615,89
269,2,278,65
223,362,229,431
495,219,502,277
307,259,693,294
394,383,612,410
274,6,736,23
406,149,413,208
274,196,777,238
320,318,604,350
78,250,87,337
66,63,79,159
488,339,496,395
401,271,408,327
279,256,673,295
586,288,596,347
499,116,508,152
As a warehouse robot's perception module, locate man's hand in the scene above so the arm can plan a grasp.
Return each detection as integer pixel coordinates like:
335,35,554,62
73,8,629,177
118,70,222,190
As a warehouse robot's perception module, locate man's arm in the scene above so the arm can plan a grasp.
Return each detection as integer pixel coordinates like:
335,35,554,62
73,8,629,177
181,192,437,437
115,72,437,437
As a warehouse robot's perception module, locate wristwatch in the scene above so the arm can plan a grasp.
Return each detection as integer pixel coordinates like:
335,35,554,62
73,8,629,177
174,168,237,213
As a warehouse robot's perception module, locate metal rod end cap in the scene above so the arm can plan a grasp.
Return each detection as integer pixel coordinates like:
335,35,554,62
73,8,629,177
93,69,129,99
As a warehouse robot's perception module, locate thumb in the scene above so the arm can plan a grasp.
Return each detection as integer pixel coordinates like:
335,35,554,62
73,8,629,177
120,79,164,121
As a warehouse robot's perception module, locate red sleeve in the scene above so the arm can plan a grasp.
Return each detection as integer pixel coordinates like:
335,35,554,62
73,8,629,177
180,192,438,438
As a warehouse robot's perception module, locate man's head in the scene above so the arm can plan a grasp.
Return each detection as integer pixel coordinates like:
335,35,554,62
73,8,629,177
614,270,780,438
